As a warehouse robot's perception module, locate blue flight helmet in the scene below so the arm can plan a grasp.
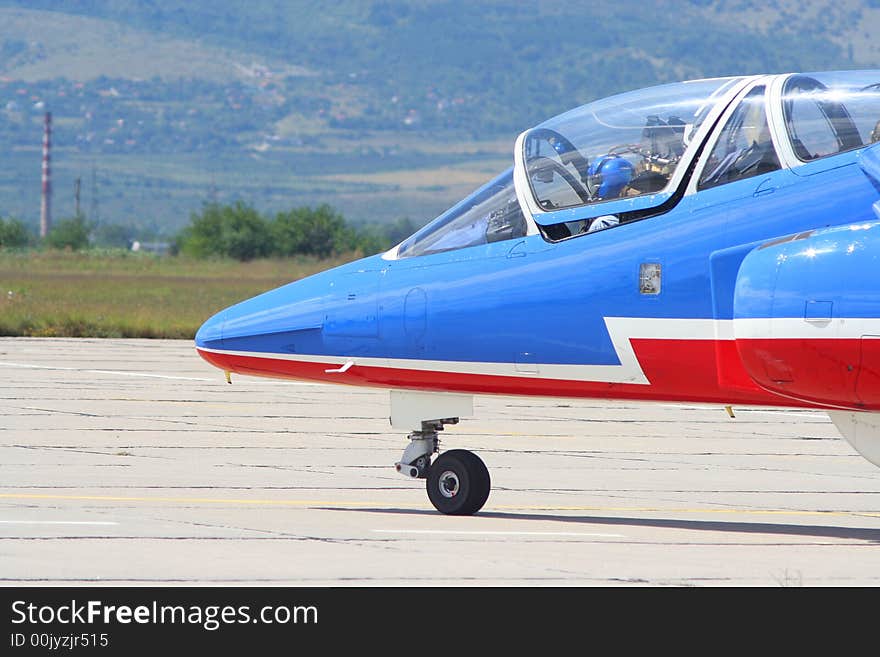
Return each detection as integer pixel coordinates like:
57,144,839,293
587,154,634,199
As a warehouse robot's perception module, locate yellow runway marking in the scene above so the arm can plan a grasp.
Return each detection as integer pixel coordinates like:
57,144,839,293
1,493,879,518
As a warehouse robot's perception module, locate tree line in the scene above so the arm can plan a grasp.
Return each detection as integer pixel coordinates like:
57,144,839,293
175,202,418,260
0,214,91,250
0,203,420,260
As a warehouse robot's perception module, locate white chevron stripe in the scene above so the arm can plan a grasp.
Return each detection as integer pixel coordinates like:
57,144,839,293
199,317,731,385
198,316,880,386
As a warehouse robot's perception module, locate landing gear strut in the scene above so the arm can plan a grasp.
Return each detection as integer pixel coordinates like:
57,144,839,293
394,418,491,515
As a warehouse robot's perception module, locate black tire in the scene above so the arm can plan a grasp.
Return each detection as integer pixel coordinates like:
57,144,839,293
426,449,490,516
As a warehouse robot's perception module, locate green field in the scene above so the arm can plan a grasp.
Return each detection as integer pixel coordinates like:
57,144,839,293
0,250,351,338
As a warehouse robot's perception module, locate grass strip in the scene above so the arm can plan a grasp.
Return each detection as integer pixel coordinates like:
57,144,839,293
0,249,351,339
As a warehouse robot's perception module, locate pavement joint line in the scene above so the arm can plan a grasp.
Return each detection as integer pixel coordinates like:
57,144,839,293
372,529,625,537
0,361,325,386
1,493,879,518
0,520,119,525
0,361,212,382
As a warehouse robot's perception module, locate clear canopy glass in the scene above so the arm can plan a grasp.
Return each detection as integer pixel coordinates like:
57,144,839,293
397,167,526,258
782,70,880,162
522,77,743,211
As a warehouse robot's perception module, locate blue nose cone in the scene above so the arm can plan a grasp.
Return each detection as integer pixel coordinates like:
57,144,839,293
195,308,227,350
194,254,384,359
194,268,334,356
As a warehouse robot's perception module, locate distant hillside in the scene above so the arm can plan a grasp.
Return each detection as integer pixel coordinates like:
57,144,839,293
0,0,878,237
6,0,877,127
0,8,312,82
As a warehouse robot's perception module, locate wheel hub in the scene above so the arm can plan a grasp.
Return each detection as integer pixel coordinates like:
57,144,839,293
438,470,460,498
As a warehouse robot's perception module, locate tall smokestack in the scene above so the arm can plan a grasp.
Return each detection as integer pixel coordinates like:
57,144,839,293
40,112,52,238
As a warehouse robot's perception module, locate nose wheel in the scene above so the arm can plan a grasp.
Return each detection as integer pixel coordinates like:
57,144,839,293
426,449,491,516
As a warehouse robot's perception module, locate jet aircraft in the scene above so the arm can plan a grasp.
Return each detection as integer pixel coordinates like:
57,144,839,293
197,70,880,515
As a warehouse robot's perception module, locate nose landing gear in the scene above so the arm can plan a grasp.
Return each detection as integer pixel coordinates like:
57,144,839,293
394,419,491,515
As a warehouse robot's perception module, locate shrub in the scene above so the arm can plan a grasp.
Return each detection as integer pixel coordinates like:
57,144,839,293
177,201,271,261
45,216,90,250
0,217,31,248
271,204,350,258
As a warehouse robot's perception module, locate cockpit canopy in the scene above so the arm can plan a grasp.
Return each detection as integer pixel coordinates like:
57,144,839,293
391,70,880,260
521,77,743,212
782,71,880,162
394,77,745,259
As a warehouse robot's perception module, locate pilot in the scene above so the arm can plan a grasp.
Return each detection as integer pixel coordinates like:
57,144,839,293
872,120,880,143
586,154,634,200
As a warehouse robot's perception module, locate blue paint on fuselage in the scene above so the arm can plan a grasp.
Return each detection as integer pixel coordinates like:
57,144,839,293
196,145,880,365
735,219,880,321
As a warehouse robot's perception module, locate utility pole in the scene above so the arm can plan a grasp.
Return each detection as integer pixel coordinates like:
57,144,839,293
91,163,99,223
40,112,52,238
74,177,81,218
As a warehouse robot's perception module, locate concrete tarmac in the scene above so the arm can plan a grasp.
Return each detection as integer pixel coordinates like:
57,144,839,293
2,337,880,586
